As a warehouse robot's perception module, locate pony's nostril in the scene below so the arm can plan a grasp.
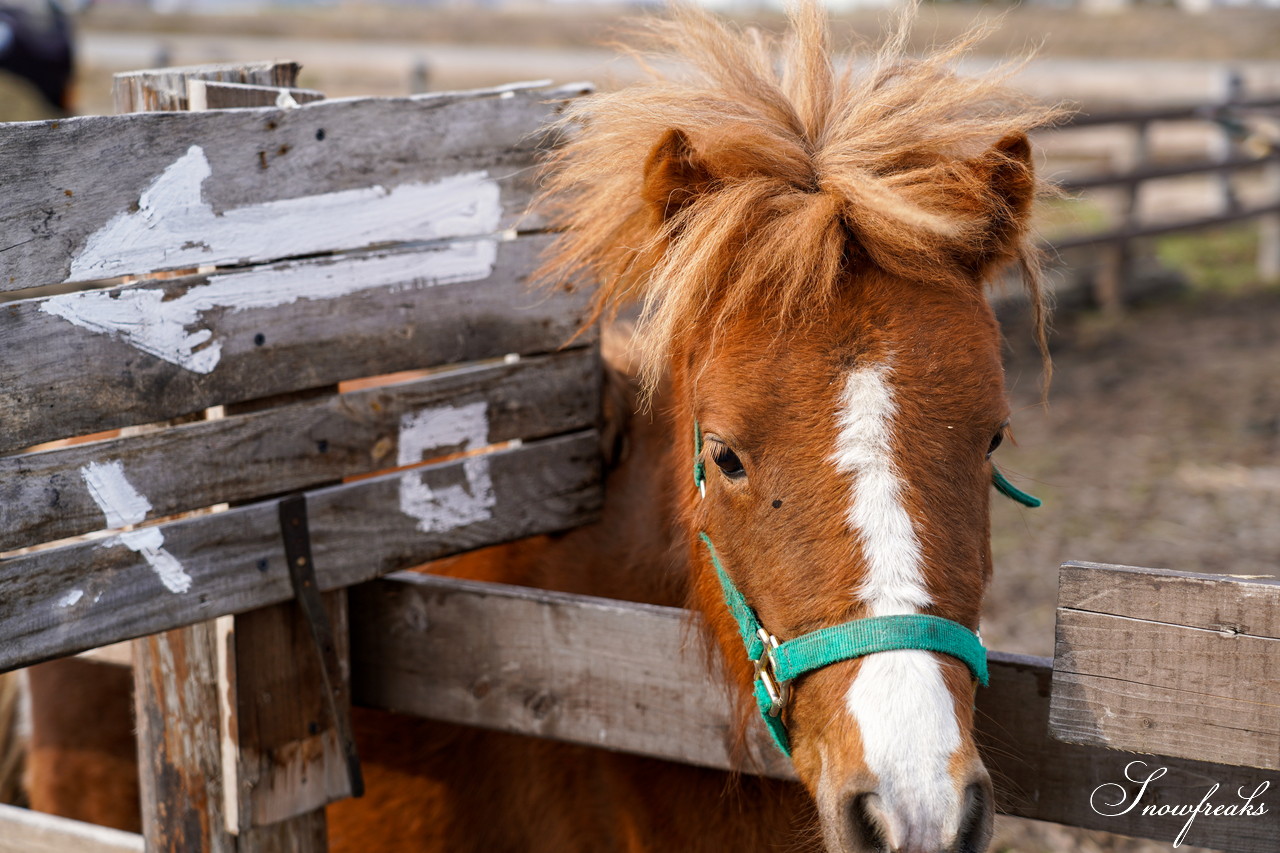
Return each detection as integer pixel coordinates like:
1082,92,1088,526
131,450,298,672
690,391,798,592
953,780,995,853
845,792,891,852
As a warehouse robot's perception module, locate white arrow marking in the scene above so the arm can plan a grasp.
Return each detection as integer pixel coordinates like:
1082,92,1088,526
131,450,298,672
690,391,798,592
40,240,497,374
67,144,502,282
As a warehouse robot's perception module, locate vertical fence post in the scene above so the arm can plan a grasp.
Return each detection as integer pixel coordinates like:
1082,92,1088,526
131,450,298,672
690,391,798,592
1096,119,1150,314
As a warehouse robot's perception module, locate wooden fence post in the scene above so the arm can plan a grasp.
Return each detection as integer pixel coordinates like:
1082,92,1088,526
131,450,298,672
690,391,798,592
119,63,351,853
1096,119,1151,314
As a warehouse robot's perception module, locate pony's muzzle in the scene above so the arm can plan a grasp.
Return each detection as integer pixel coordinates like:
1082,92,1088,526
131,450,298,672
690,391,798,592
835,770,994,853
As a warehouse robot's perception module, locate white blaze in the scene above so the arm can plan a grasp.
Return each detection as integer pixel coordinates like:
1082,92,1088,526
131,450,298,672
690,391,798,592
831,365,962,850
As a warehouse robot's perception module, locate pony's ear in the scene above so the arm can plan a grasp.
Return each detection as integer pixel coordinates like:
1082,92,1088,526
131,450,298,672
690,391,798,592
642,128,716,223
972,132,1036,275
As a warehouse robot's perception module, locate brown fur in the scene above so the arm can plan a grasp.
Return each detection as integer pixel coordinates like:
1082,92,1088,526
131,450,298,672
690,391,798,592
26,5,1051,850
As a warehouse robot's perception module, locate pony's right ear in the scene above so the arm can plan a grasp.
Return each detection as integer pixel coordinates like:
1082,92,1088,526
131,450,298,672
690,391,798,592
642,128,716,223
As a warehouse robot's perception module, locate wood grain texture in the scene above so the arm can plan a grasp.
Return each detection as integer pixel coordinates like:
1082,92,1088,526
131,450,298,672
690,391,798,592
134,622,328,852
220,594,354,831
1,82,587,291
2,347,600,550
1,234,594,453
1051,561,1280,771
0,804,143,853
112,62,301,113
188,81,325,111
0,431,601,672
349,574,1279,852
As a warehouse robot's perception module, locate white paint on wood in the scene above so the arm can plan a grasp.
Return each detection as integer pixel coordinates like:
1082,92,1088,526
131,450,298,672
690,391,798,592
57,589,84,608
80,460,193,594
65,144,502,282
42,239,498,374
0,803,144,853
397,402,496,534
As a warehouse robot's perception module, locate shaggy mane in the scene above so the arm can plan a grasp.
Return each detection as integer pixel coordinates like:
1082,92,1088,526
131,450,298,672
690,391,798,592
536,1,1062,394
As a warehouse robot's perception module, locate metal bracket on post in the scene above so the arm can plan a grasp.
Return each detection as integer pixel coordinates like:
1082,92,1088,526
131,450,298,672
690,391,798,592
278,494,365,799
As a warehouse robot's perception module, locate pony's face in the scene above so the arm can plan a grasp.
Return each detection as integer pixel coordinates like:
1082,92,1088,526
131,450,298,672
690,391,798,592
683,277,1005,853
639,125,1038,852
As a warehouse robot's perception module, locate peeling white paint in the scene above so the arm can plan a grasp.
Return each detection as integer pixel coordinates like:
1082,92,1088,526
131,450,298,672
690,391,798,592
57,589,84,608
397,402,496,534
42,240,497,374
67,144,502,282
80,460,193,594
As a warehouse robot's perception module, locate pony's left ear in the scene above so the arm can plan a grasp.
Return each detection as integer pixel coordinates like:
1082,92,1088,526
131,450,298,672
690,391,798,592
971,133,1036,276
642,128,716,224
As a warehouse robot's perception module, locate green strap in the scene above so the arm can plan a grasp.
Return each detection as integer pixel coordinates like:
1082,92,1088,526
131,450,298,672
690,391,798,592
992,465,1041,508
773,614,988,686
697,532,988,757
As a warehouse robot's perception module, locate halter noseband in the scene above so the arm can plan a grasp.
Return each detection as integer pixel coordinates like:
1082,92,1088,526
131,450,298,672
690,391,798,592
693,421,1038,756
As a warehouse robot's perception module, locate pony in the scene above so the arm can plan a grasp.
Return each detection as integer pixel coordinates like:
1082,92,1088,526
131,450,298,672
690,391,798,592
27,5,1057,851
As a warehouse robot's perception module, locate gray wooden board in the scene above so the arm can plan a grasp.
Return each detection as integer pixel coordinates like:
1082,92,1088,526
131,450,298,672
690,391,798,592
0,430,600,672
1051,561,1280,771
1,347,599,551
0,82,587,291
0,804,143,853
349,575,1279,851
0,234,593,453
112,61,301,114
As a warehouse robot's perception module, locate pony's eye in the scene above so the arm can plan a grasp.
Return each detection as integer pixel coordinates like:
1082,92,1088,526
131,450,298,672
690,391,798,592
710,441,747,480
986,426,1007,459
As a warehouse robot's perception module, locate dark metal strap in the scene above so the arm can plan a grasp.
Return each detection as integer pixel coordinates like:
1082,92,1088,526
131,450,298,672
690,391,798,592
278,494,365,798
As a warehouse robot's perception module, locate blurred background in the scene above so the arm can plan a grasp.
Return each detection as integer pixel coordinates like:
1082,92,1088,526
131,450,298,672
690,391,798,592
2,1,1277,850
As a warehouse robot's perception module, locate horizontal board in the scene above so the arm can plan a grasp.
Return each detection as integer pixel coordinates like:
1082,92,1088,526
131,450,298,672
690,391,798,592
1051,562,1280,771
0,804,143,853
1,347,599,551
0,234,593,452
350,575,1280,851
0,82,587,291
0,431,601,672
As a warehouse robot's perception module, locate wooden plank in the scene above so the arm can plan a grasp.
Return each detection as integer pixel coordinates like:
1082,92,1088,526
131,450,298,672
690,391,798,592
349,574,1280,851
348,572,794,780
1051,561,1280,771
112,61,302,113
134,623,328,852
0,82,588,291
1,347,600,551
0,234,593,453
1048,200,1280,251
218,594,354,831
0,804,143,853
0,430,601,672
188,81,325,111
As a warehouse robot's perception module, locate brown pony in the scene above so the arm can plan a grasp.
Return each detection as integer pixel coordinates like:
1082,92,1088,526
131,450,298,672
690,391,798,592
28,5,1057,851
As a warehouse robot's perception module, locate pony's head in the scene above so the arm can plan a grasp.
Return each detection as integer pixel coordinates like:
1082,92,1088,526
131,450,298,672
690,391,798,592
539,5,1057,851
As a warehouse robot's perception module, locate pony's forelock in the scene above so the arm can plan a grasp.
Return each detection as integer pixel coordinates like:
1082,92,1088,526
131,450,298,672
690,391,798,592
535,1,1062,397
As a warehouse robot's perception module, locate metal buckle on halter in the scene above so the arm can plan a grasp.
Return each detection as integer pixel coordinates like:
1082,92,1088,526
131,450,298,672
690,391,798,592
753,628,790,717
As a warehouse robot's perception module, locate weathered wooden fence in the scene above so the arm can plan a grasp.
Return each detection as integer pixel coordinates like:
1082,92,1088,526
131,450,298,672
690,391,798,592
1044,86,1280,309
0,61,1277,853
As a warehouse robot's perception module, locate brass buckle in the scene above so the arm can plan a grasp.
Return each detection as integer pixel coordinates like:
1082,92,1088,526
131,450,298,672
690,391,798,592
753,628,790,717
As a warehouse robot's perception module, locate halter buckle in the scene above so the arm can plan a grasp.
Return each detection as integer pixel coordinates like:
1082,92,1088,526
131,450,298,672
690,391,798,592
753,628,790,717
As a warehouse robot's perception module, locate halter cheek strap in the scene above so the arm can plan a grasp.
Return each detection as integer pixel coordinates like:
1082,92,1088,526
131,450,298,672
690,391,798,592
693,420,1034,757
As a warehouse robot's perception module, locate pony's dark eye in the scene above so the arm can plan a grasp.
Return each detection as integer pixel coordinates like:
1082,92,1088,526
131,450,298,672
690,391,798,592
986,426,1006,459
710,441,747,480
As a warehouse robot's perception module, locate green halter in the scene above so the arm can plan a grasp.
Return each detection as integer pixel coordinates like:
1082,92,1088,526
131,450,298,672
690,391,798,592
693,421,1037,756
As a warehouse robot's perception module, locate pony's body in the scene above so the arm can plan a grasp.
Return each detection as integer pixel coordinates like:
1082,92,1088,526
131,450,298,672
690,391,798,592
27,6,1055,851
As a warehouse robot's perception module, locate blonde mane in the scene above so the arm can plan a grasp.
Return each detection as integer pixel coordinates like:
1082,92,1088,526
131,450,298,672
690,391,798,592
537,1,1062,394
